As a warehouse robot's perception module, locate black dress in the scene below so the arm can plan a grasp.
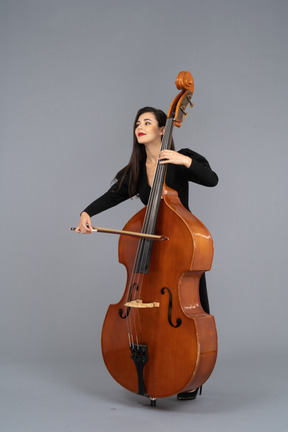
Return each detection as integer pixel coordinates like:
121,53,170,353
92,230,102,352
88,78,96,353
83,148,218,313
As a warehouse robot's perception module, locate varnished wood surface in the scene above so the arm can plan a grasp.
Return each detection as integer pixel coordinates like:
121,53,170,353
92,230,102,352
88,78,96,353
101,191,217,398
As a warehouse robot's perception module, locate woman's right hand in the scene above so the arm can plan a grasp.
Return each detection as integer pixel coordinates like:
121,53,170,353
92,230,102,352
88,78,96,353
75,212,93,234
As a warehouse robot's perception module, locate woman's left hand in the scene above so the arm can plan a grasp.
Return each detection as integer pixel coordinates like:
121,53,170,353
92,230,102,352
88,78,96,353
159,150,192,168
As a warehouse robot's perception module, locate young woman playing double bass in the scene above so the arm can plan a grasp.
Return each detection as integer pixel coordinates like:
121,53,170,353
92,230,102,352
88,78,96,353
75,106,218,401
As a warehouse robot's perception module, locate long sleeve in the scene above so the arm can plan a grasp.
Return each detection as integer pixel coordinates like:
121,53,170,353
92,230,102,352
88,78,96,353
82,148,218,217
82,172,132,217
178,148,218,187
163,148,218,211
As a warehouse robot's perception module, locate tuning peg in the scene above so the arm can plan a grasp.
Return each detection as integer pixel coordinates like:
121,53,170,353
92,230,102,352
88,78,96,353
186,95,194,108
180,106,189,118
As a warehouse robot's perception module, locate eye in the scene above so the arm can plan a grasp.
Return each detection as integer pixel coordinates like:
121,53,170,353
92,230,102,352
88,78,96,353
145,121,151,126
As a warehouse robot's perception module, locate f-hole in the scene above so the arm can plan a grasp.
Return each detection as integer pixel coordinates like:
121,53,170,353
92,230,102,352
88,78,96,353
161,287,182,328
119,283,139,319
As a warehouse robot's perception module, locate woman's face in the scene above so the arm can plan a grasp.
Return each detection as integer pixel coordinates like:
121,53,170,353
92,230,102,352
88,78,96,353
135,112,164,146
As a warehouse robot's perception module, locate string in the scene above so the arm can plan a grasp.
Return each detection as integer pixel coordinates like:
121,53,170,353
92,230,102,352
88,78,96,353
124,118,174,349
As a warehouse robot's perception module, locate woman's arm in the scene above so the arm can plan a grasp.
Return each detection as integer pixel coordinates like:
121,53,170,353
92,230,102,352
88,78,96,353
159,148,218,187
75,173,132,234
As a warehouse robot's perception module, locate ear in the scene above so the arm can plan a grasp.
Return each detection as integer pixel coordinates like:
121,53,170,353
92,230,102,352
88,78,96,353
160,126,165,136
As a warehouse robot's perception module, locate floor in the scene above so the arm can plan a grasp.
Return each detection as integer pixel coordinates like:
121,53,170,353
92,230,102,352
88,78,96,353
1,355,287,432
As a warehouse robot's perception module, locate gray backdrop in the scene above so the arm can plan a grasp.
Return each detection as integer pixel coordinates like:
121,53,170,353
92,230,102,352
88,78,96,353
1,0,288,431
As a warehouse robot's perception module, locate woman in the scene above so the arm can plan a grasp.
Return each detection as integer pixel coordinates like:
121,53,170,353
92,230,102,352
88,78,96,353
76,106,218,400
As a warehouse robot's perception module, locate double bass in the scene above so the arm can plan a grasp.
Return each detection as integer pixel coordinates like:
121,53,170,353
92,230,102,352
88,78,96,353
75,71,218,405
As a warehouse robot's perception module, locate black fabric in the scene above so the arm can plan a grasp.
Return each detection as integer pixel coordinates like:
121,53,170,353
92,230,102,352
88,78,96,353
199,273,210,314
82,148,217,314
83,149,218,216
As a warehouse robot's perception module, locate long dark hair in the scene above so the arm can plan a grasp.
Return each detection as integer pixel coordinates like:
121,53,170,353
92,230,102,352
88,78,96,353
116,107,175,197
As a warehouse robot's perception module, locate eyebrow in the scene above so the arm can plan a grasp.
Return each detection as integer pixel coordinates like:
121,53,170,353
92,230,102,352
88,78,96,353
136,118,154,123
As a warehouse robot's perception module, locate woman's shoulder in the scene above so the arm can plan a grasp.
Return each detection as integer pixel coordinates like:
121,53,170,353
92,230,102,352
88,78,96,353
176,148,218,186
178,148,209,164
115,166,131,184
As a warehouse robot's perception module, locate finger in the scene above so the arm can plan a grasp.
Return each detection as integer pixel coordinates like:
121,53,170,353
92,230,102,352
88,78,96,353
159,152,169,162
159,150,168,158
82,224,93,234
159,156,170,164
85,221,93,232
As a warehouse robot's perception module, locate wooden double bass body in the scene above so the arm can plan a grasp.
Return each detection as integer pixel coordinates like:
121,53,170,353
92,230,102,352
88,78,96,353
101,72,217,401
